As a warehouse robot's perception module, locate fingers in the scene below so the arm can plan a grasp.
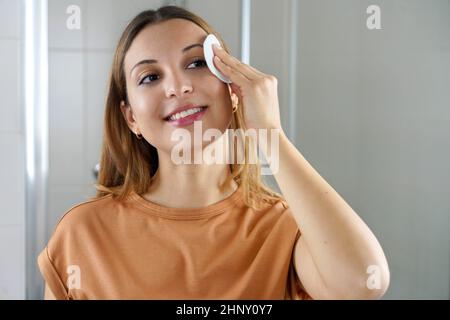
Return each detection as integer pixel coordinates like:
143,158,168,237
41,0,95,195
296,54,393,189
212,45,264,81
213,55,249,87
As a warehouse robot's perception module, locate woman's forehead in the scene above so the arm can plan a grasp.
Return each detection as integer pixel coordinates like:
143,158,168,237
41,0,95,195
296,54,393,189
124,19,208,69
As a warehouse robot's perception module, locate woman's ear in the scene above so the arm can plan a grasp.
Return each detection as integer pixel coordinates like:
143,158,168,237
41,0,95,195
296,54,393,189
120,100,137,128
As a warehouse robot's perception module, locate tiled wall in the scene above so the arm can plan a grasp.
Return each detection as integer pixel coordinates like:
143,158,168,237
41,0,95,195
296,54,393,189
0,0,25,299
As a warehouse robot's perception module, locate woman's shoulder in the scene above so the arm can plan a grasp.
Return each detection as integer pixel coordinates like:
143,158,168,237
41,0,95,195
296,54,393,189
243,196,296,227
252,196,291,216
49,193,118,237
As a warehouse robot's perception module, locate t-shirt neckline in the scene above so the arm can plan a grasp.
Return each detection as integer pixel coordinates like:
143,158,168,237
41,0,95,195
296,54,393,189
128,184,244,220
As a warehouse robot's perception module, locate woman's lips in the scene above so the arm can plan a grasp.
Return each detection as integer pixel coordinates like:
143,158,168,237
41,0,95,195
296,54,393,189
165,106,207,127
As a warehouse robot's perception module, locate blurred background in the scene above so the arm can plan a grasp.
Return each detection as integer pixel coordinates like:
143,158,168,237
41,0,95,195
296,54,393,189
0,0,449,299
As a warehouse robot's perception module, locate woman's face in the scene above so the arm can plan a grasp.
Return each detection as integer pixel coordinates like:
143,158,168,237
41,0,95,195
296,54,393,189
122,18,233,156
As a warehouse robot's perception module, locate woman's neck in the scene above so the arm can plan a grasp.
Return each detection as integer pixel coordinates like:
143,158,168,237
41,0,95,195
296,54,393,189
142,162,238,209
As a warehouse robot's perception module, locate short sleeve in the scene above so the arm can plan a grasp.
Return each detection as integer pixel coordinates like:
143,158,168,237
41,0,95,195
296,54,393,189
37,246,70,300
36,201,86,300
285,229,313,300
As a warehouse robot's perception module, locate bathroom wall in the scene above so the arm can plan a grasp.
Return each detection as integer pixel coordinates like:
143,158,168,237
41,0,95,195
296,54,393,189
290,0,450,299
0,0,25,299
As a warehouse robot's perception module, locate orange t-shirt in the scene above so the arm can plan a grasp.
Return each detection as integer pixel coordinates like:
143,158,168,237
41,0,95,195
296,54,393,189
37,185,311,300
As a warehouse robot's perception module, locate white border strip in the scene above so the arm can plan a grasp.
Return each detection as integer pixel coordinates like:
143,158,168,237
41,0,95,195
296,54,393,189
24,0,49,299
241,0,251,64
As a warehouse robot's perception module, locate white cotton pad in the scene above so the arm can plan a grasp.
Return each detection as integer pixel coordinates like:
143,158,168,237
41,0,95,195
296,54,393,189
203,34,232,84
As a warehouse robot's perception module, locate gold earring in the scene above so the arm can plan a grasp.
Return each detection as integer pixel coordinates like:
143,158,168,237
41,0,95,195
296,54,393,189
232,103,238,113
135,131,143,139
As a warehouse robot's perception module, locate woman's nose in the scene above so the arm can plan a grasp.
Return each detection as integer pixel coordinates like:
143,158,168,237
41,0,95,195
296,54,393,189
165,74,193,98
166,84,193,97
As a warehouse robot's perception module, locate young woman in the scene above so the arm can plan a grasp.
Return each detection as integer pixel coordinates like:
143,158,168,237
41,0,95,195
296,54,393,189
38,5,390,300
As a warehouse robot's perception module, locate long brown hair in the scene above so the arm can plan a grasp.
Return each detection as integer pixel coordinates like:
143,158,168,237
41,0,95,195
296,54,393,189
94,5,284,210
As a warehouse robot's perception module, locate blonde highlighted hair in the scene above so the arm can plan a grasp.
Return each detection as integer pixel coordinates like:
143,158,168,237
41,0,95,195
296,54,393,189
94,5,284,210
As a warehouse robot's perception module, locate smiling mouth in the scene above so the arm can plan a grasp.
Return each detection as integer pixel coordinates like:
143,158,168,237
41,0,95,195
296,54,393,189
164,106,208,122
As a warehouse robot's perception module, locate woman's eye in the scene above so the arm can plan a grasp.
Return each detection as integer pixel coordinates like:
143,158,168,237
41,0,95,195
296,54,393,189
139,59,207,86
187,59,207,69
139,74,159,85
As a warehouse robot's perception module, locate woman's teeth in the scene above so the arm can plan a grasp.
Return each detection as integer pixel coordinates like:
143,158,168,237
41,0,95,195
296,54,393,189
167,107,205,121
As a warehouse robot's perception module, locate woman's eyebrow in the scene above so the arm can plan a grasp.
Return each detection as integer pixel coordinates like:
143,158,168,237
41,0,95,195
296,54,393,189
130,43,203,77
